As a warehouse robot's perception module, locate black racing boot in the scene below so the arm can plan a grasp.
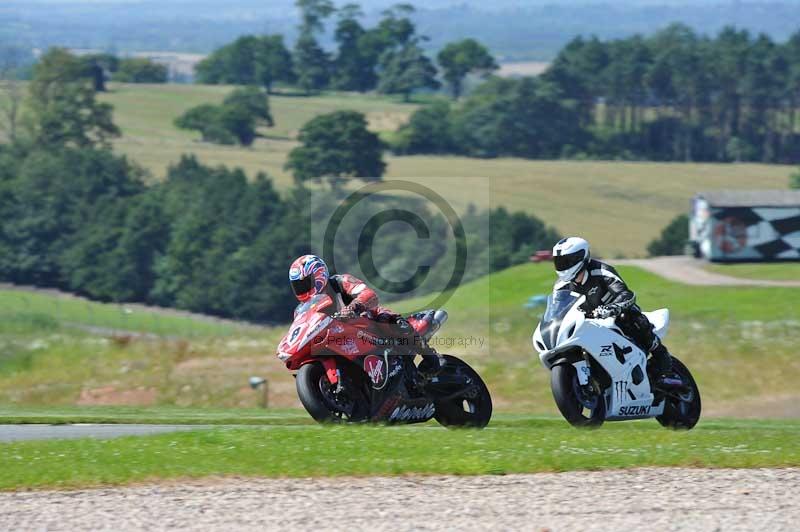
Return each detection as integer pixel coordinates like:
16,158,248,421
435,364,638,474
417,348,445,379
650,344,682,388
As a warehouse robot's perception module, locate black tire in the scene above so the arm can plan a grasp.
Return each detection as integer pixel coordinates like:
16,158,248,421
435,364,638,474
656,356,701,430
551,363,605,428
296,362,368,424
432,356,492,429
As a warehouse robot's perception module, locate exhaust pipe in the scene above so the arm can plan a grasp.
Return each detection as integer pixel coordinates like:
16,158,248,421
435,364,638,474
424,310,448,340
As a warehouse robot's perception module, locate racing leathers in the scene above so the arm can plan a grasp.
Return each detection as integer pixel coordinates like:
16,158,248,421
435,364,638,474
325,274,441,373
326,273,396,322
553,259,672,374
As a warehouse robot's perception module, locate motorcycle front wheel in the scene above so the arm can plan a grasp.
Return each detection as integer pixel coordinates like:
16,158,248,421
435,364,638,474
655,356,701,430
551,363,605,428
295,362,368,424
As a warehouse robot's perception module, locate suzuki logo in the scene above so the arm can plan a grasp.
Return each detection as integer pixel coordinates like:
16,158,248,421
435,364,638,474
619,405,651,416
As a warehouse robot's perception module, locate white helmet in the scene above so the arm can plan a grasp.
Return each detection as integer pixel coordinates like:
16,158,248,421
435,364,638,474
552,237,590,282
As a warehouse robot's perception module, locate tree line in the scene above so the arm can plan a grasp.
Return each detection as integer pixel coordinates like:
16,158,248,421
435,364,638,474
0,46,168,88
195,1,497,100
0,48,558,322
395,24,800,164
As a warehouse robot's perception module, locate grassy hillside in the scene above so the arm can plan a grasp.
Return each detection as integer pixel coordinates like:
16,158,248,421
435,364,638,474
0,287,266,337
0,287,283,408
2,265,799,417
98,83,794,258
99,83,418,186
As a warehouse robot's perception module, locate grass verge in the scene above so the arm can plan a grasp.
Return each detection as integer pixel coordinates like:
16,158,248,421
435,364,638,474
1,416,798,490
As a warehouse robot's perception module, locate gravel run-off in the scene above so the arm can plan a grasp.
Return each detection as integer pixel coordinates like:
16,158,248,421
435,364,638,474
2,468,798,531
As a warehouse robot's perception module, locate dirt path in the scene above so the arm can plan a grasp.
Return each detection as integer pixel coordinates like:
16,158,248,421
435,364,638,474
615,256,800,287
2,468,797,531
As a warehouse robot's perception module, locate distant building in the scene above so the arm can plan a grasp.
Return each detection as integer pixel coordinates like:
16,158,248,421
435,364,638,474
690,190,800,261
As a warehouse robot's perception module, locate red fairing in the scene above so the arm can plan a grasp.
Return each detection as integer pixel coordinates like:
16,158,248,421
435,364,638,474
276,293,395,381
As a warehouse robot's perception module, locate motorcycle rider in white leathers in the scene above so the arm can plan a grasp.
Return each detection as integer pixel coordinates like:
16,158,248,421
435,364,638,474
550,237,674,382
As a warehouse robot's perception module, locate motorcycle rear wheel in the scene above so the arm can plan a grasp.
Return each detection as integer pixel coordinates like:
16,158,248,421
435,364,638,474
655,356,701,430
551,363,605,428
432,355,492,429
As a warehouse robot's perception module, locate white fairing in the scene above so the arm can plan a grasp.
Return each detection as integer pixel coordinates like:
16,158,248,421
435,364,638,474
532,295,669,421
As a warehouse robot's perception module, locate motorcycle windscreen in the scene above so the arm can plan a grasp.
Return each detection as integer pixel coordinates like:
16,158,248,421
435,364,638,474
539,290,580,350
293,293,333,319
280,294,335,353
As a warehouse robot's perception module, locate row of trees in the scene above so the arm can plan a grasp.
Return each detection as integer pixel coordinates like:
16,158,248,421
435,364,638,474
72,53,168,91
545,24,800,163
195,1,497,100
0,47,558,322
396,24,800,163
392,77,586,159
0,48,171,146
0,146,559,320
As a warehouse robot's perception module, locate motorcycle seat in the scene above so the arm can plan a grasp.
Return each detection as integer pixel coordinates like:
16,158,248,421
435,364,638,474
643,308,670,338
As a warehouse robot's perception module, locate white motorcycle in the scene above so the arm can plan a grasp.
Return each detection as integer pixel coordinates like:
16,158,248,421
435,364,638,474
532,290,701,429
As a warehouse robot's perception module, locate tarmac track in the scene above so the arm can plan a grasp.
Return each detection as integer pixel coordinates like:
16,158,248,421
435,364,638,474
0,424,213,442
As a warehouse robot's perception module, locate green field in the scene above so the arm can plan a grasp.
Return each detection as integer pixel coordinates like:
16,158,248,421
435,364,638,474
96,83,795,258
2,264,799,416
99,83,418,187
0,416,797,490
705,262,800,281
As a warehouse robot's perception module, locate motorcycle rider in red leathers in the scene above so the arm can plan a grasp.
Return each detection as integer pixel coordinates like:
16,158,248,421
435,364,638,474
288,254,442,375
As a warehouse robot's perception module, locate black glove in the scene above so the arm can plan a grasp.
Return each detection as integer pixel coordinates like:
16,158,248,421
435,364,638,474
591,305,619,319
334,306,358,321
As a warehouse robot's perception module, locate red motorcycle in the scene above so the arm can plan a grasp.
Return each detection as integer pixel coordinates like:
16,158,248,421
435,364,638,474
276,293,492,427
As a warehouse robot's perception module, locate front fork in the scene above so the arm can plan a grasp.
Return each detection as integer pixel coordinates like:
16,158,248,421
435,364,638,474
320,357,339,385
573,359,591,386
573,357,602,410
320,358,349,398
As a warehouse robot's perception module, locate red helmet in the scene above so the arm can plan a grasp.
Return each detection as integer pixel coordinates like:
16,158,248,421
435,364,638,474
288,255,329,302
